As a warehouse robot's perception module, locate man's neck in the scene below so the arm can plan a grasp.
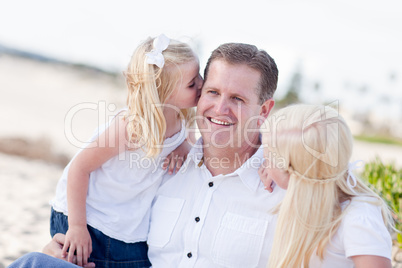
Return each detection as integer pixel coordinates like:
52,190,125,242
203,144,260,177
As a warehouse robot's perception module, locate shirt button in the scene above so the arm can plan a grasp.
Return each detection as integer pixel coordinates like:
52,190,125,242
187,252,192,258
195,217,200,222
208,182,214,187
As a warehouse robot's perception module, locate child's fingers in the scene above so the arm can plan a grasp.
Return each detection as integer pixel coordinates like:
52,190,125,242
162,157,170,170
175,158,184,173
265,182,273,193
61,239,70,258
258,165,264,176
259,160,268,175
258,163,274,193
263,174,274,193
258,165,268,180
76,246,83,267
67,244,76,263
83,245,89,266
168,155,177,174
89,240,93,256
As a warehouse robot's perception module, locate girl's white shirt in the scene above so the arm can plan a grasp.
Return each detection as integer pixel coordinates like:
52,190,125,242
50,111,186,243
309,195,392,267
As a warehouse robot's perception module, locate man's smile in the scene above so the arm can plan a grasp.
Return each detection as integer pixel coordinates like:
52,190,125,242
208,117,235,126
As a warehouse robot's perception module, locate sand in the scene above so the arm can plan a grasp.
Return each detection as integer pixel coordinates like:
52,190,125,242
0,153,61,267
0,54,125,267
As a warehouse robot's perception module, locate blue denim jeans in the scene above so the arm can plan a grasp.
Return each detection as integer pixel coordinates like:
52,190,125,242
9,252,80,268
50,208,151,268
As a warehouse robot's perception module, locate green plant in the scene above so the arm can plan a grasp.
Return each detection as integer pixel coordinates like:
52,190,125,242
354,135,402,146
360,157,402,246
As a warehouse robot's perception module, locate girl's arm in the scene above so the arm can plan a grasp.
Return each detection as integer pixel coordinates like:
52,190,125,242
63,115,128,266
162,126,196,175
162,139,192,175
351,255,392,268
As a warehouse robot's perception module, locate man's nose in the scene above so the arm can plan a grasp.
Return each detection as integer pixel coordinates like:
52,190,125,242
215,97,230,115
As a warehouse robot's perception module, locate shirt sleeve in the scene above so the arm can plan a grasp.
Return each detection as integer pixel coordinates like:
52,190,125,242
342,202,392,260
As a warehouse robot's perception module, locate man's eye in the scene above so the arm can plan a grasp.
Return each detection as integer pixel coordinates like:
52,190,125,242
209,90,218,95
234,97,243,102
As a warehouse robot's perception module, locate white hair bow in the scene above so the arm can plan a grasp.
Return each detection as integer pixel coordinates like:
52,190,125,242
146,34,170,68
347,160,364,194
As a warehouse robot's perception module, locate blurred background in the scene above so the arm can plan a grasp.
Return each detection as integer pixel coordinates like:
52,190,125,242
0,0,401,267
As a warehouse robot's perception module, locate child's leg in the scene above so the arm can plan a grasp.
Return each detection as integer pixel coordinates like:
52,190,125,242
87,225,151,268
8,252,80,268
50,207,69,237
49,209,150,268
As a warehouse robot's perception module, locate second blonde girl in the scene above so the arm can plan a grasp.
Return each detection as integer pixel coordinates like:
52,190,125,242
260,104,394,268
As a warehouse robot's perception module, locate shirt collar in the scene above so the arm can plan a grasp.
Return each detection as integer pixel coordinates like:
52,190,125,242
187,138,264,193
233,147,264,193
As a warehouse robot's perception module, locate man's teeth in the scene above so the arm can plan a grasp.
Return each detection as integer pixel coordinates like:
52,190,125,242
210,118,233,126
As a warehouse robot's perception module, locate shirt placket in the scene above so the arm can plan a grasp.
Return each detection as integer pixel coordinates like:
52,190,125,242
179,171,224,267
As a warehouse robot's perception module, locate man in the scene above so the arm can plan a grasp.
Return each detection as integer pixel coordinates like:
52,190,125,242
9,43,285,268
147,43,285,267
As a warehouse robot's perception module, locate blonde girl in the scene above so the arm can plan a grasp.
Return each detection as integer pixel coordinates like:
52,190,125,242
259,104,394,268
50,34,203,268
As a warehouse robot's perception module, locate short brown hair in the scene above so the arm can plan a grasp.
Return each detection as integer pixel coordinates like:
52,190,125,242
204,43,278,103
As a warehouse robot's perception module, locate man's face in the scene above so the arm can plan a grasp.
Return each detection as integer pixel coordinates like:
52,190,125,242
196,59,274,150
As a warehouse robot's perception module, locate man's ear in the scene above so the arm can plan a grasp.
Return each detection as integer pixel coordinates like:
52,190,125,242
258,99,275,127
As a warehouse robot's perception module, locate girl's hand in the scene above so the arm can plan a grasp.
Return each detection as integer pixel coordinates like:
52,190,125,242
258,160,275,193
163,140,192,174
62,225,92,267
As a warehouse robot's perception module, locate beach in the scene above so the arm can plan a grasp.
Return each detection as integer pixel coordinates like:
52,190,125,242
0,54,125,267
0,153,61,267
1,54,401,267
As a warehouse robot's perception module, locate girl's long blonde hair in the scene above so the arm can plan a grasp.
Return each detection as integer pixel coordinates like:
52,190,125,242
263,104,394,268
124,36,196,157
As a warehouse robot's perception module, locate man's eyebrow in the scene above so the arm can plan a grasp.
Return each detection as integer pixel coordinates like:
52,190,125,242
202,86,219,91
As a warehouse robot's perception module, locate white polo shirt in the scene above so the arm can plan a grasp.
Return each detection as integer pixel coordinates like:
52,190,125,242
147,139,286,268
